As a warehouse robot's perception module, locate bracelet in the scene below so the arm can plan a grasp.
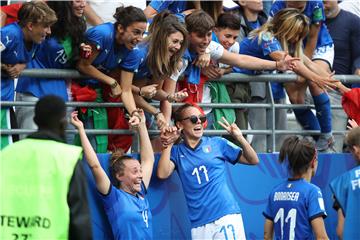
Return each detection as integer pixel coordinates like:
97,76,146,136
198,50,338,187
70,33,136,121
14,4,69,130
166,94,173,103
110,80,118,89
130,109,140,116
154,110,162,119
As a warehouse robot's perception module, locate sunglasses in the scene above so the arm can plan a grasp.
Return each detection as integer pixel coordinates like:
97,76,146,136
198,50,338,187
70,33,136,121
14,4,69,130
180,115,207,124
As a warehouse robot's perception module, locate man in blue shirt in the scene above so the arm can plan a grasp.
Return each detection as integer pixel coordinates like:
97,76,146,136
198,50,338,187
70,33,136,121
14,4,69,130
157,103,259,239
330,126,360,239
0,1,57,149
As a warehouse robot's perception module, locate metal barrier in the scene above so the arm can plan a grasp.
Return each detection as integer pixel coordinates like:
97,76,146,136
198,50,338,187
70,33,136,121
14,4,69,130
2,68,360,152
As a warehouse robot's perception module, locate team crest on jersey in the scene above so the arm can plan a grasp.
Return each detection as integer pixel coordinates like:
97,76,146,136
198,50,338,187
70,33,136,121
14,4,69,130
0,41,5,52
202,145,212,153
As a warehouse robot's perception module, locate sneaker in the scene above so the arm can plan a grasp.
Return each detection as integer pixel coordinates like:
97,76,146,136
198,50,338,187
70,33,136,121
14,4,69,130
316,135,336,152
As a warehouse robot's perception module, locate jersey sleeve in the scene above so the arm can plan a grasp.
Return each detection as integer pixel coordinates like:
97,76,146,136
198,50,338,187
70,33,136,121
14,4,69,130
98,185,118,210
209,41,224,61
308,187,327,221
149,0,172,13
330,174,349,217
310,1,326,24
0,28,17,54
260,33,283,57
85,26,108,51
119,47,144,72
269,0,285,18
263,193,274,221
217,137,242,165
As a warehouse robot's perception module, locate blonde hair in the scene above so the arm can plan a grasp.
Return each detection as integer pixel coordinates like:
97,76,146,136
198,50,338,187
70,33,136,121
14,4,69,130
18,1,57,27
147,12,188,81
249,8,309,59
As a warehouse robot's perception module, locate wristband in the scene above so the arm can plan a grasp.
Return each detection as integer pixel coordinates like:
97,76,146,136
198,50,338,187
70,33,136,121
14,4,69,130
131,109,140,116
110,80,118,89
154,110,162,119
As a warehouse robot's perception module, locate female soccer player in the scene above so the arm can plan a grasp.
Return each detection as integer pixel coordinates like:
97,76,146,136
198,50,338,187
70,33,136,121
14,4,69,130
71,109,154,240
263,136,328,239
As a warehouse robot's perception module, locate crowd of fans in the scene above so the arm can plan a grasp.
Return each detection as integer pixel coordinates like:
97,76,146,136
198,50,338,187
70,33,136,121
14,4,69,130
1,0,360,239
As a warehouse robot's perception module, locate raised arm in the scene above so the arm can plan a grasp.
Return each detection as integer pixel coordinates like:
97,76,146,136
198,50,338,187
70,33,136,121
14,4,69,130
217,117,259,165
264,219,274,240
120,70,141,126
83,2,103,26
70,111,111,195
137,109,155,189
157,126,178,179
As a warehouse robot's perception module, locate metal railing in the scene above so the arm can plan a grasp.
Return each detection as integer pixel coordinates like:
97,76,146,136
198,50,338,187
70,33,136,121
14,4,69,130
2,68,360,152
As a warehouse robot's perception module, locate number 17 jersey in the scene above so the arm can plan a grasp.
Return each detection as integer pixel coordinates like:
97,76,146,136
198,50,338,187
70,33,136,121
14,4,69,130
263,179,327,240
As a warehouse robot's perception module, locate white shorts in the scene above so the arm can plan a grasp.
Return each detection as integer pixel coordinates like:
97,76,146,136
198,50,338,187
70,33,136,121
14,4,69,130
191,214,246,240
312,44,334,69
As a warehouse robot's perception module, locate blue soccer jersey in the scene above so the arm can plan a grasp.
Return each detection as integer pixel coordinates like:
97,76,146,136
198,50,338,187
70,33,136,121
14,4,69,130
149,0,188,14
85,23,138,74
263,179,327,240
270,0,333,48
170,136,242,228
16,37,71,101
0,23,38,101
99,184,153,240
238,34,285,100
330,165,360,239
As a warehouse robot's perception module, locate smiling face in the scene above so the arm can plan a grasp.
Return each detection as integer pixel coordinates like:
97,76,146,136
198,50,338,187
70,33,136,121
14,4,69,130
188,30,212,55
27,22,52,44
176,106,205,142
167,31,184,57
117,159,143,195
72,0,86,17
215,27,239,50
117,21,147,50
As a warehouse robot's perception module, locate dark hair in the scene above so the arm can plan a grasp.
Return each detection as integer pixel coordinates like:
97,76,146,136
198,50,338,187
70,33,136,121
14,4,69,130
34,95,66,129
110,149,137,188
46,1,86,63
346,127,360,148
279,136,316,176
216,12,241,30
113,6,146,29
199,1,223,22
185,10,215,35
173,103,197,123
18,1,57,27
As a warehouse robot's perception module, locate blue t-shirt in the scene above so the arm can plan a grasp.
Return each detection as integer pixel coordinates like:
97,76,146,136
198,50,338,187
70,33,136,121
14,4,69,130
100,184,153,240
0,23,38,101
238,34,285,100
170,136,242,228
330,165,360,239
85,23,138,85
149,0,188,14
16,37,70,100
126,43,149,80
263,178,327,240
270,0,333,48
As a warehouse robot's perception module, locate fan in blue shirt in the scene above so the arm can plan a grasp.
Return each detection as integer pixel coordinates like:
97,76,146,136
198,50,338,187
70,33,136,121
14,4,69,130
239,8,336,152
158,103,259,239
122,12,189,131
330,126,360,240
71,108,154,240
144,0,191,19
263,136,328,240
76,6,147,127
0,1,56,149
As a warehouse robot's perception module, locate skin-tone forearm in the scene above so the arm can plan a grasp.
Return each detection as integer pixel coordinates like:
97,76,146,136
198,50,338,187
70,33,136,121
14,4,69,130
304,24,320,59
234,133,259,165
311,217,329,240
220,50,277,71
137,120,154,188
133,94,158,115
120,70,137,114
78,127,111,195
143,5,157,19
0,10,7,27
84,2,103,26
157,145,175,179
336,209,344,240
